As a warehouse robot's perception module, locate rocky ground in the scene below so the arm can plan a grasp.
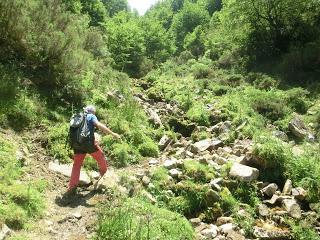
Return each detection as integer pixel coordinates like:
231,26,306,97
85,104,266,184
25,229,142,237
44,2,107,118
2,87,320,240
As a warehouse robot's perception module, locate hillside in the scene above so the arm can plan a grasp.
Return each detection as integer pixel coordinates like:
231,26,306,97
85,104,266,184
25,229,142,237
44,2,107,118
1,0,320,240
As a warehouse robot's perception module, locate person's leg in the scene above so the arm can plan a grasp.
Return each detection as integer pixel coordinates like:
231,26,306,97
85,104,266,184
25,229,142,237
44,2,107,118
68,153,86,190
90,145,108,177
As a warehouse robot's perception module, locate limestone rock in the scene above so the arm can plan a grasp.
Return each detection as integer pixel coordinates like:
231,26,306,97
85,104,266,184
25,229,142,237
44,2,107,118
282,179,292,195
216,217,233,226
191,139,223,153
201,224,218,239
142,176,151,186
288,116,311,140
205,189,221,205
0,224,12,240
168,168,182,178
189,218,202,227
227,231,245,240
159,135,171,150
148,159,159,165
163,158,177,169
146,109,162,126
292,187,307,201
48,162,91,185
229,163,259,182
253,226,290,239
261,183,278,197
282,199,301,219
258,204,269,217
219,223,234,235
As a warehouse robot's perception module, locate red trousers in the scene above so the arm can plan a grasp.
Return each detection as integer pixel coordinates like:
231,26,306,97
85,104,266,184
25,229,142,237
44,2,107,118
69,145,108,190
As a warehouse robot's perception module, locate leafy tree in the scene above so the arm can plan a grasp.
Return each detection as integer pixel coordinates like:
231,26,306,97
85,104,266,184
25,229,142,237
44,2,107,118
102,0,128,17
80,0,107,26
170,2,210,52
104,12,145,76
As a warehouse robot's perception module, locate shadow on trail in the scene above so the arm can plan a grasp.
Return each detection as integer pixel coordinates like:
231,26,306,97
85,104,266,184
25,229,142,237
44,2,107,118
55,189,103,208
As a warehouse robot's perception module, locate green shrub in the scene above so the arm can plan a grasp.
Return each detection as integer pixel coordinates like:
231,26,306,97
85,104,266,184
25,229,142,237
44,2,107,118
96,197,194,240
253,134,292,184
192,63,212,79
0,203,27,229
171,180,208,217
289,220,320,240
47,123,72,164
285,145,320,203
186,104,210,126
219,188,239,215
111,142,140,167
183,159,215,183
138,139,159,157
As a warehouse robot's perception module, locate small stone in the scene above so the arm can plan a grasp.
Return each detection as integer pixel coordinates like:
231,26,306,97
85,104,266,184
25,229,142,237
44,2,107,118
227,231,245,240
168,169,181,178
261,183,278,197
148,159,159,165
282,179,292,195
141,190,157,204
44,220,54,226
189,218,202,227
253,226,290,239
292,187,307,201
163,158,177,169
142,176,150,186
219,223,234,234
72,212,82,219
215,156,228,165
201,224,218,238
216,217,233,226
205,189,220,205
258,204,269,217
159,135,171,150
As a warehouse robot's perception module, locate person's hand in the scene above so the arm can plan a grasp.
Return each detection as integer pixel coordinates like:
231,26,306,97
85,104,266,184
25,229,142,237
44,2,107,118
112,133,121,140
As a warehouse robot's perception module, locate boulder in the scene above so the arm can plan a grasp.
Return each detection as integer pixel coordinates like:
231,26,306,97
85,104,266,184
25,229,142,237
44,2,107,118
229,163,259,182
282,199,301,219
148,159,159,165
272,130,289,142
48,162,91,185
142,176,150,186
288,116,311,140
219,223,234,235
261,183,278,197
146,109,162,127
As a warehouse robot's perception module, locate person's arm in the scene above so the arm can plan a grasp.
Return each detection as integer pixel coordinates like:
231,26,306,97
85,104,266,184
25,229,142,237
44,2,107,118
94,121,120,139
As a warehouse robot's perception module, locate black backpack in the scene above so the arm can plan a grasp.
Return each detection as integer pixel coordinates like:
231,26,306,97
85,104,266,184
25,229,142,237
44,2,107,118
68,112,96,153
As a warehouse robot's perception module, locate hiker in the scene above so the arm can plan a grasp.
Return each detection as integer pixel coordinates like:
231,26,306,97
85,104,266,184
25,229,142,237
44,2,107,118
67,105,120,194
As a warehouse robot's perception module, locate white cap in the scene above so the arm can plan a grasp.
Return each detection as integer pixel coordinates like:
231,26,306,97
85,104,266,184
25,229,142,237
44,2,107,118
83,105,96,113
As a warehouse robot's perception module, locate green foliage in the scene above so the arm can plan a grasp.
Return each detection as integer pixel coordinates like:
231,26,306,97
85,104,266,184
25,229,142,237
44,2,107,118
0,133,44,229
289,219,320,240
138,139,159,158
104,12,146,77
219,188,239,214
186,103,210,126
47,123,72,164
183,159,215,183
253,134,291,183
171,180,209,217
96,197,195,240
285,145,320,203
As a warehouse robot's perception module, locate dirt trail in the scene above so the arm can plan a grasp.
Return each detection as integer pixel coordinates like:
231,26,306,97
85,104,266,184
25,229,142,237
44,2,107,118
13,129,117,240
